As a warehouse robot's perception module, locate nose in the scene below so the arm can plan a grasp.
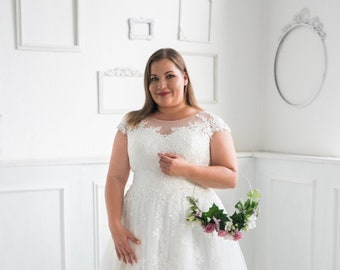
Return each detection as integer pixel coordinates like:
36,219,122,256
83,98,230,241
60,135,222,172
157,78,166,90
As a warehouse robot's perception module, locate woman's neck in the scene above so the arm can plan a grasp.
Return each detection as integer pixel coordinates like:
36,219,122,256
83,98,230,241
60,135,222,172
153,105,200,120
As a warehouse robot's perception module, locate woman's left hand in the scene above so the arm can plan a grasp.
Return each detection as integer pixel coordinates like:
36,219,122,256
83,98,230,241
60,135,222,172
158,153,188,177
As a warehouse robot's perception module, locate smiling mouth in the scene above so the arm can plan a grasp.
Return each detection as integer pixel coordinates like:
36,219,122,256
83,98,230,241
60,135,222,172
157,92,170,97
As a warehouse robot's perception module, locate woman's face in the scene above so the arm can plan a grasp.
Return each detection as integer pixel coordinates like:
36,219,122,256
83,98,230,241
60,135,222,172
148,58,188,109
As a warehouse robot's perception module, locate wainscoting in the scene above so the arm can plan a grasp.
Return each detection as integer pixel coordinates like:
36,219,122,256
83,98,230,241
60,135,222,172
0,153,339,270
253,153,340,270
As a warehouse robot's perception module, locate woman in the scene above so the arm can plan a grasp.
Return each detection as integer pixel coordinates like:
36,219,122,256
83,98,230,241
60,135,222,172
105,48,247,269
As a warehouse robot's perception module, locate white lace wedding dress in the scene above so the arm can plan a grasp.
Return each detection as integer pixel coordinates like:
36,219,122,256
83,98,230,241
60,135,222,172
106,111,248,270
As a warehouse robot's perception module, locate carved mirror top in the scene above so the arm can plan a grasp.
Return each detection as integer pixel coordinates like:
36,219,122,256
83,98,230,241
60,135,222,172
279,8,326,41
274,8,327,107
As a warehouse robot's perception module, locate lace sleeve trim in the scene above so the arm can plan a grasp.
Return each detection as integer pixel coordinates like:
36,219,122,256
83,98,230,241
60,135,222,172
199,111,231,135
117,117,128,134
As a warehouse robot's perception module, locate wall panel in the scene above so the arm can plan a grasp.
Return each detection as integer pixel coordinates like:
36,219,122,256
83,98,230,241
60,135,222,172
269,177,315,270
0,187,66,270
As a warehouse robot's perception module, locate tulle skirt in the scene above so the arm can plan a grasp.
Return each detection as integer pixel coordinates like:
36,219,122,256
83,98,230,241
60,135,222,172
100,185,248,270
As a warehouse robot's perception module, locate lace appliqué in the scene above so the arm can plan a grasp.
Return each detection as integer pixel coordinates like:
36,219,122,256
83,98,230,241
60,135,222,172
117,111,230,137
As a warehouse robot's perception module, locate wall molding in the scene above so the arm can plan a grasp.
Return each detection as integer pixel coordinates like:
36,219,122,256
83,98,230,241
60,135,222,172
2,152,340,167
178,0,212,43
97,67,144,114
128,17,154,40
253,152,340,165
15,0,81,52
1,152,340,168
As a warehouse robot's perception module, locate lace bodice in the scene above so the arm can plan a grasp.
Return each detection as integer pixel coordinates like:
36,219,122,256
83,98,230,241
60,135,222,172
118,111,230,166
117,111,231,201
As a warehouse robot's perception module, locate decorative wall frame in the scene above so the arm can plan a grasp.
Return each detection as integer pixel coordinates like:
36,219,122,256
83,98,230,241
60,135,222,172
97,67,144,114
182,53,217,103
178,0,212,43
274,8,327,107
128,18,154,40
15,0,81,52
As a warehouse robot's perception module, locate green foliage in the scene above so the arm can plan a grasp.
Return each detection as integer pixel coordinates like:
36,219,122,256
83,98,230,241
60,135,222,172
186,189,261,239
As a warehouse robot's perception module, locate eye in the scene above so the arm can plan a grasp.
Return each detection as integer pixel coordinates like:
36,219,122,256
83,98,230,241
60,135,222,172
150,76,158,82
166,74,175,79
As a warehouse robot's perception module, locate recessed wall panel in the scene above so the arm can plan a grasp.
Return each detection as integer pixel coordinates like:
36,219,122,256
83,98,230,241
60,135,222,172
269,177,315,270
0,188,66,270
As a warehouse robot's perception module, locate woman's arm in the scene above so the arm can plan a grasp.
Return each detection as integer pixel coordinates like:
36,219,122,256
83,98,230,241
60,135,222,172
158,130,238,189
105,131,140,265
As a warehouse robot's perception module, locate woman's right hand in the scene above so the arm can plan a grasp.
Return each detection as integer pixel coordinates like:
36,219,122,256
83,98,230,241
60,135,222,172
111,224,141,265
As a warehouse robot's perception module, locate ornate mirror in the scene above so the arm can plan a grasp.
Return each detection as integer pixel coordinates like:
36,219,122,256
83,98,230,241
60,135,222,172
274,8,327,107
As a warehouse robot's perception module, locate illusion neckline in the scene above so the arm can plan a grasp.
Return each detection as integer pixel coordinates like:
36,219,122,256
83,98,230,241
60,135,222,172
148,110,204,122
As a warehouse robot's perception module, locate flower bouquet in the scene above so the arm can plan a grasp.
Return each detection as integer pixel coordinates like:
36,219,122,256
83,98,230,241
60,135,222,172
186,189,260,241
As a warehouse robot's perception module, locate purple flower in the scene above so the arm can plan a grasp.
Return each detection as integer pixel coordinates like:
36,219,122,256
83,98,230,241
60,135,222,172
203,223,215,233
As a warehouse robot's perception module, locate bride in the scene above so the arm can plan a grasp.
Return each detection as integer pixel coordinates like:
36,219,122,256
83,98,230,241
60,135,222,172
103,48,248,269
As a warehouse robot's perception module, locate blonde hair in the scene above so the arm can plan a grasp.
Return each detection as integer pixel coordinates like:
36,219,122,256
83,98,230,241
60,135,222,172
125,48,201,126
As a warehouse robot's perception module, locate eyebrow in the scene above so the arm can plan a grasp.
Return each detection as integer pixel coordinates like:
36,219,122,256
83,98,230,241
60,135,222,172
150,70,175,76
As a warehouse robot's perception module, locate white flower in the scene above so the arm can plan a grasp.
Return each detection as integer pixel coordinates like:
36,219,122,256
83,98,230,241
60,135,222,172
246,214,257,230
225,221,233,231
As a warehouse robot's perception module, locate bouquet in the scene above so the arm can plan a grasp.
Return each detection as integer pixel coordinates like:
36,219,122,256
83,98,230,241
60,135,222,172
186,189,260,241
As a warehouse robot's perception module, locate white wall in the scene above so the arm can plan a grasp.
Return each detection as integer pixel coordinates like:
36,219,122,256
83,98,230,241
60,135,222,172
262,0,340,157
0,0,265,161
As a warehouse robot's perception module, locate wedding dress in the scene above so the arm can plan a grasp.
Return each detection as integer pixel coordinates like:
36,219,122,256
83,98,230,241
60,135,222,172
106,111,248,270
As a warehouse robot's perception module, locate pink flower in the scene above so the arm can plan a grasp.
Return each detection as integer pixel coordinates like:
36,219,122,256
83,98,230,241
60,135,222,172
217,230,229,237
233,230,243,241
212,217,221,230
203,223,215,233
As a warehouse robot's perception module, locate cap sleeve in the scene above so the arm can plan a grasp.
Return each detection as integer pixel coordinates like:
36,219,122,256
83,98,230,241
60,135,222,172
206,112,231,134
117,117,128,134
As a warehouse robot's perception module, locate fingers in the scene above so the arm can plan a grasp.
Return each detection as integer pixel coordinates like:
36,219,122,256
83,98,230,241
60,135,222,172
112,226,140,265
115,246,136,265
158,153,182,176
158,153,177,160
158,153,177,166
158,156,171,174
115,241,138,265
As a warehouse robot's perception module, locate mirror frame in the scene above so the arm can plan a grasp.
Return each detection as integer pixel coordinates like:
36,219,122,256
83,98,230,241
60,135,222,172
274,8,327,107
